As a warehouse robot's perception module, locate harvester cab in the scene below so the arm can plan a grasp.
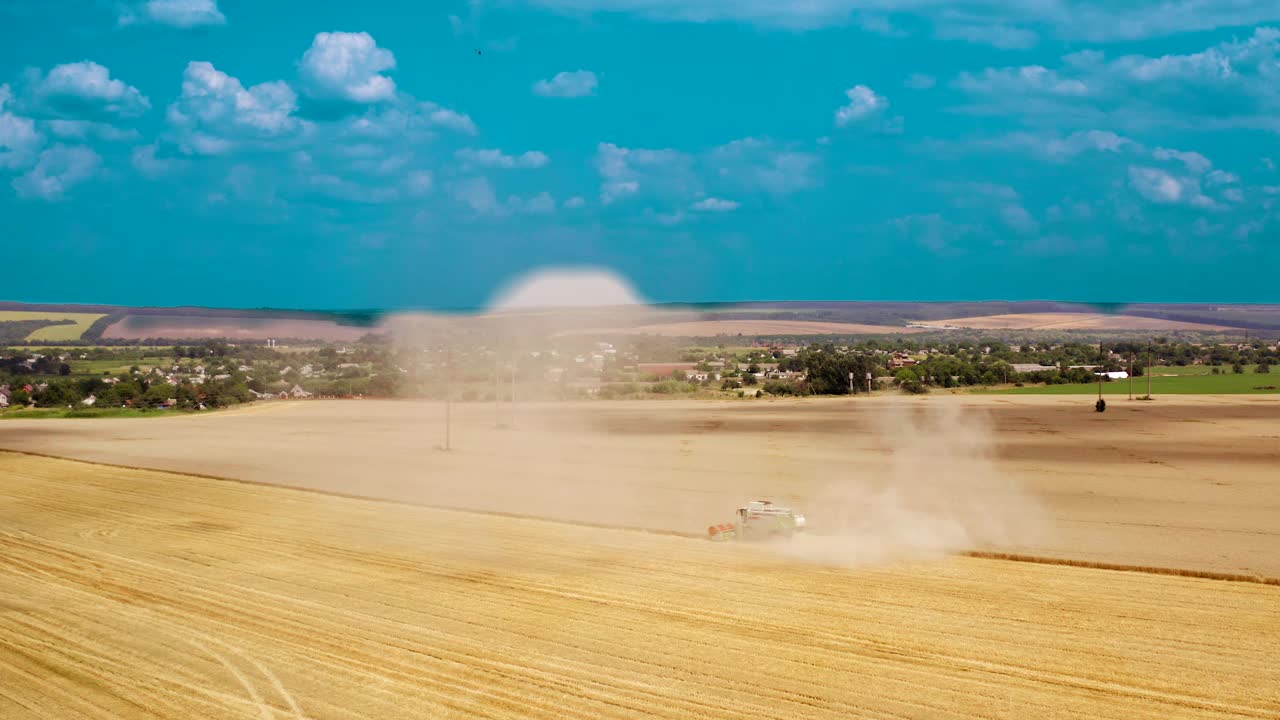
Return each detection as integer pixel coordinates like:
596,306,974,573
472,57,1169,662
708,500,806,541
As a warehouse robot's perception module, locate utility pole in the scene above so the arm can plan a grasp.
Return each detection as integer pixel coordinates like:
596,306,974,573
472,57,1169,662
444,344,452,451
1129,352,1134,401
493,353,501,428
510,352,517,429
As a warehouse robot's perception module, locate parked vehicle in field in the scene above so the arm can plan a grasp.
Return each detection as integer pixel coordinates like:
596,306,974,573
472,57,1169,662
708,500,806,541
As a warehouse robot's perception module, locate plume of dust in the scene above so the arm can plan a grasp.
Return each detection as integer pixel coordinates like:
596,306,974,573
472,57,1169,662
773,400,1050,568
376,267,698,540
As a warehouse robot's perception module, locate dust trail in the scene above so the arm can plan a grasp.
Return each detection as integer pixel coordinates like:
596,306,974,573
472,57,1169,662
774,401,1050,567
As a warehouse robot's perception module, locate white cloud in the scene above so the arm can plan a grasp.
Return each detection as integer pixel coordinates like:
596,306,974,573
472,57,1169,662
1205,169,1239,186
30,61,150,118
346,102,477,140
601,180,639,203
421,103,477,135
451,177,505,215
1152,147,1213,174
936,24,1037,50
131,143,185,178
406,170,434,196
299,32,397,103
512,191,556,214
954,28,1280,133
708,137,819,195
563,196,586,208
835,85,887,126
12,144,100,200
954,65,1089,96
532,70,599,98
455,148,550,169
1000,204,1040,234
1128,165,1215,208
693,197,739,212
0,85,42,170
595,142,694,203
167,61,306,154
46,120,139,142
904,73,936,90
120,0,225,28
514,1,1280,43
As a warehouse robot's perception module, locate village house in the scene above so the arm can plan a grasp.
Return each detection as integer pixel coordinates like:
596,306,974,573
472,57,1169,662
289,384,313,399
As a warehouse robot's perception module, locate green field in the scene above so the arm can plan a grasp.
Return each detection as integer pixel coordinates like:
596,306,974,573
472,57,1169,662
0,407,181,419
0,311,106,341
982,366,1279,395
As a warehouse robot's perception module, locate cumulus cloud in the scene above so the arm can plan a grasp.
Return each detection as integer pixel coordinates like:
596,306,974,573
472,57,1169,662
29,61,150,118
131,143,185,178
693,197,739,211
708,137,819,195
451,176,505,215
563,196,586,208
532,70,598,98
514,1,1280,43
119,0,226,27
511,191,557,214
167,61,306,154
936,23,1038,50
48,119,140,142
835,85,887,126
953,28,1280,133
12,144,100,200
299,32,397,103
455,148,550,169
954,65,1089,96
345,102,477,140
1128,165,1215,208
0,85,42,170
595,142,694,203
1153,147,1213,174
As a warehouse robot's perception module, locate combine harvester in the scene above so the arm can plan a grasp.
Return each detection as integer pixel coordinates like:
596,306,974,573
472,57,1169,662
708,500,806,542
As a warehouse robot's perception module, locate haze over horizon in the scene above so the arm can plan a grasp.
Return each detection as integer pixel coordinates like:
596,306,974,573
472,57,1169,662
2,2,1279,309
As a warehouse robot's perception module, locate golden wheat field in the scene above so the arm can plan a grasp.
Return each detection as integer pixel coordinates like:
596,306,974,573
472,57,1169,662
1,452,1277,720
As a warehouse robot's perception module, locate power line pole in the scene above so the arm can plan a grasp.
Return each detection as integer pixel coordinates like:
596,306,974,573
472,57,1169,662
443,343,452,451
1129,352,1134,401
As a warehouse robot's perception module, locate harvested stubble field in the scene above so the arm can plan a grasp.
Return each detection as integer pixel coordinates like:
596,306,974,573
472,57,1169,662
1,452,1277,720
559,319,928,336
917,312,1239,331
2,395,1277,576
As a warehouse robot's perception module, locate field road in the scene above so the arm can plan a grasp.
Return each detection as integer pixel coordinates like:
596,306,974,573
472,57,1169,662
1,452,1277,719
1,395,1278,575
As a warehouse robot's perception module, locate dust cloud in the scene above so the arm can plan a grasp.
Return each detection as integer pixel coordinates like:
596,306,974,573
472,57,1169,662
775,401,1050,567
381,267,1049,569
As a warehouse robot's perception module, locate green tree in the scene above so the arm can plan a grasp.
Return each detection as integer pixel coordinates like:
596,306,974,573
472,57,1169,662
58,363,72,376
1233,362,1244,374
1257,363,1271,374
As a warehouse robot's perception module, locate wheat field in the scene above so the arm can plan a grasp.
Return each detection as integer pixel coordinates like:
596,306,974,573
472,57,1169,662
1,451,1276,719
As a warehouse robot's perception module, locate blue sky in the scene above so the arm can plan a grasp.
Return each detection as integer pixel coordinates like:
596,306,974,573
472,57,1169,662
1,0,1278,310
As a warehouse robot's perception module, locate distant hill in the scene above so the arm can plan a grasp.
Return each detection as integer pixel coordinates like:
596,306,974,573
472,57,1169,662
2,300,1277,343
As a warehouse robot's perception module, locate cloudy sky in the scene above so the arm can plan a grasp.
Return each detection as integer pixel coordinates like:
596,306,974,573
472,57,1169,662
2,1,1278,309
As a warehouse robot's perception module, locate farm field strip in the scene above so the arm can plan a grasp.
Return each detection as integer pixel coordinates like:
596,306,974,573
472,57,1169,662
0,311,106,341
1,453,1277,719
